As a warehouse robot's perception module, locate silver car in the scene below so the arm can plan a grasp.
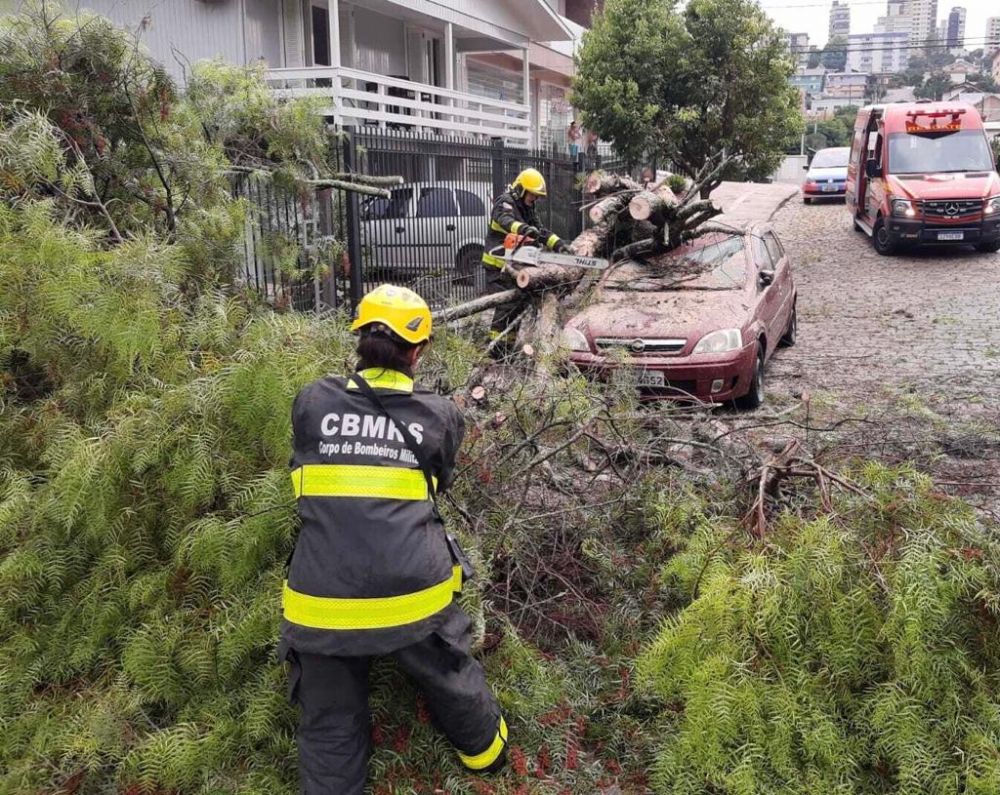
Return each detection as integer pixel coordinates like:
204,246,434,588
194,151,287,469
361,181,492,291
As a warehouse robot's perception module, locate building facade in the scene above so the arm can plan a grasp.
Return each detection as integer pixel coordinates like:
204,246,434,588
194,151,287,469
828,1,850,39
846,31,909,74
875,0,911,35
790,67,827,95
908,0,938,51
987,17,1000,58
786,32,810,69
74,0,584,149
946,6,965,51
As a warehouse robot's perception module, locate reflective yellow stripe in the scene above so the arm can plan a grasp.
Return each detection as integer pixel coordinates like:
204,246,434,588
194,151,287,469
509,221,523,234
546,234,560,249
459,717,508,770
283,565,463,630
490,219,508,234
346,367,414,393
291,464,437,500
482,251,505,268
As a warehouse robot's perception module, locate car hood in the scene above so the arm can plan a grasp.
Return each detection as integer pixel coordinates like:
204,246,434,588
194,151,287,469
566,289,753,343
886,171,1000,200
807,166,848,180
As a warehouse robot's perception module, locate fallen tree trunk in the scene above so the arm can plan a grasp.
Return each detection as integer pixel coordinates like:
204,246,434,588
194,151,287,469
588,193,634,225
432,288,520,322
628,185,678,224
584,171,642,197
514,262,587,291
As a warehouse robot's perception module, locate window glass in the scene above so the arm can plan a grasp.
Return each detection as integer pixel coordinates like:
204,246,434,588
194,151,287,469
456,189,486,216
415,187,457,218
604,235,747,292
364,188,412,220
752,236,772,269
763,232,783,264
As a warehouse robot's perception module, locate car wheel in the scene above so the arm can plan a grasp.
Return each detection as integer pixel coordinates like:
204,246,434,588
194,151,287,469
779,303,797,347
872,216,897,256
803,197,811,205
734,344,765,410
455,246,486,292
975,240,1000,253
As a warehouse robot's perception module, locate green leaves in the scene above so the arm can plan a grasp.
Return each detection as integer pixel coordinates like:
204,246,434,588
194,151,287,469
572,0,803,183
639,468,1000,794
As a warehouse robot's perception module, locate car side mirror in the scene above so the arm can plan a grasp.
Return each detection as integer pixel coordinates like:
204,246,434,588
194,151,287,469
759,270,775,287
865,158,881,179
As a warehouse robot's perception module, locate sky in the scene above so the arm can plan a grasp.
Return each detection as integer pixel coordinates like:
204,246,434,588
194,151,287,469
757,0,996,51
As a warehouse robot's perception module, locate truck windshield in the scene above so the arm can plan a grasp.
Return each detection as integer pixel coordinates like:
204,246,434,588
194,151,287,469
888,130,994,174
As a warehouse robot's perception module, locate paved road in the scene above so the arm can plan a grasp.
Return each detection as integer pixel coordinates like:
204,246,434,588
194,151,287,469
768,198,1000,401
761,197,1000,515
711,181,799,227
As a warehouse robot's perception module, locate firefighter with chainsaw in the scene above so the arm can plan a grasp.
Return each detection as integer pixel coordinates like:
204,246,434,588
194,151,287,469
279,284,507,794
482,168,570,356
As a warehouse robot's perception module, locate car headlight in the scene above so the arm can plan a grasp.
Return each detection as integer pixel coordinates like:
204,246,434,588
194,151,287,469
693,328,742,354
561,326,590,352
985,196,1000,215
891,198,916,218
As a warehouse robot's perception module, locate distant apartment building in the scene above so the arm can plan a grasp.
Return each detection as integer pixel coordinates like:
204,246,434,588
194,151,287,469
987,17,1000,58
790,67,826,95
786,32,810,69
908,0,938,50
875,0,912,36
993,50,1000,84
824,71,868,103
828,1,850,39
946,7,965,51
847,32,909,74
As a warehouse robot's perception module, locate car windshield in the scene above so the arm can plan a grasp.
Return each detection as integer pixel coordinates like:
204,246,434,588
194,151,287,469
603,234,747,292
811,148,849,168
888,130,994,174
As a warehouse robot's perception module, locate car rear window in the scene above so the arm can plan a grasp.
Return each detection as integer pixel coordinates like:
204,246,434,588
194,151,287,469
364,188,412,220
604,234,747,292
810,148,849,168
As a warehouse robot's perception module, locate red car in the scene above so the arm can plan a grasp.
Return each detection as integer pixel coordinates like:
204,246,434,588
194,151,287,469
561,223,796,408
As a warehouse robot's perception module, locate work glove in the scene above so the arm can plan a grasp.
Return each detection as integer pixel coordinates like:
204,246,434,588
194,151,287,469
555,240,572,254
518,225,540,241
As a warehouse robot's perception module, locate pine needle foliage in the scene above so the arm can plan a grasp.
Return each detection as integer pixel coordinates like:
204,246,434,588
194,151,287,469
638,465,1000,795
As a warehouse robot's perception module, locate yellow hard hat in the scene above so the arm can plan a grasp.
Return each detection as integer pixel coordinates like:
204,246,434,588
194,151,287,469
350,284,432,344
512,167,547,197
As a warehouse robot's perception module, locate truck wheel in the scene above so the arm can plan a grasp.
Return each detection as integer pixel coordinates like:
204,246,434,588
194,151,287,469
975,240,1000,253
873,217,897,256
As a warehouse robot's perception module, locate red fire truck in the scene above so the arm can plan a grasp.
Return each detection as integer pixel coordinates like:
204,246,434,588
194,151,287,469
845,102,1000,255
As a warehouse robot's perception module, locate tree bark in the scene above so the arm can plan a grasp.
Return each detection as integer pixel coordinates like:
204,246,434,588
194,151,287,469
513,263,586,291
588,193,633,225
432,288,521,322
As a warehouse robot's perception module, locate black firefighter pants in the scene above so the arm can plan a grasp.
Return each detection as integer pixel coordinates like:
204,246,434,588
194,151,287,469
286,606,505,795
484,265,520,356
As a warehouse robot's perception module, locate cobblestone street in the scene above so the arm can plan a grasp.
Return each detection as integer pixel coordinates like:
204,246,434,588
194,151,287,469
759,197,1000,516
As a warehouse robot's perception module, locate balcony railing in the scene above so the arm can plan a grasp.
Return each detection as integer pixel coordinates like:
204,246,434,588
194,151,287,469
264,66,531,143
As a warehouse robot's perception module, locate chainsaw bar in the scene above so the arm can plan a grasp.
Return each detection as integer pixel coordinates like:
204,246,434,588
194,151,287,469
505,246,609,271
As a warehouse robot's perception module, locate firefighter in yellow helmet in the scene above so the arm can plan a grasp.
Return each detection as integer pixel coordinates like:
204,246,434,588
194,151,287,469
279,284,507,794
481,168,570,357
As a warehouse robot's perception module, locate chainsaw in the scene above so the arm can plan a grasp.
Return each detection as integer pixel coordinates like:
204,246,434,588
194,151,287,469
496,232,609,271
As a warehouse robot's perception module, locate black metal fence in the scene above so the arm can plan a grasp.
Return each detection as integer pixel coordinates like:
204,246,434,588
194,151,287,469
238,129,625,312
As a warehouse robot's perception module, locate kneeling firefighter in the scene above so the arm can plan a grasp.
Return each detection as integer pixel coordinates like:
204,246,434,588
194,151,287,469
279,284,507,794
482,168,570,356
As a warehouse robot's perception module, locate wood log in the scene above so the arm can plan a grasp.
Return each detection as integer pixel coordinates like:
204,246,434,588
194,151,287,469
584,171,642,197
628,185,678,223
588,193,634,225
432,289,521,322
514,262,586,291
572,227,611,258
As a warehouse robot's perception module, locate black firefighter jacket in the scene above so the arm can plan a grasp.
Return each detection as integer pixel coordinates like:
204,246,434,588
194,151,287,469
481,188,563,269
281,367,466,657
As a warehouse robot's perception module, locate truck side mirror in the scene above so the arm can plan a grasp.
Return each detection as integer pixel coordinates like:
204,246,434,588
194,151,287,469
865,158,881,179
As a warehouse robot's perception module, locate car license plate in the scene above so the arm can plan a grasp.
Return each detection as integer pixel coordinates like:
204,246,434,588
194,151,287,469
822,184,838,192
637,370,665,387
937,231,964,241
